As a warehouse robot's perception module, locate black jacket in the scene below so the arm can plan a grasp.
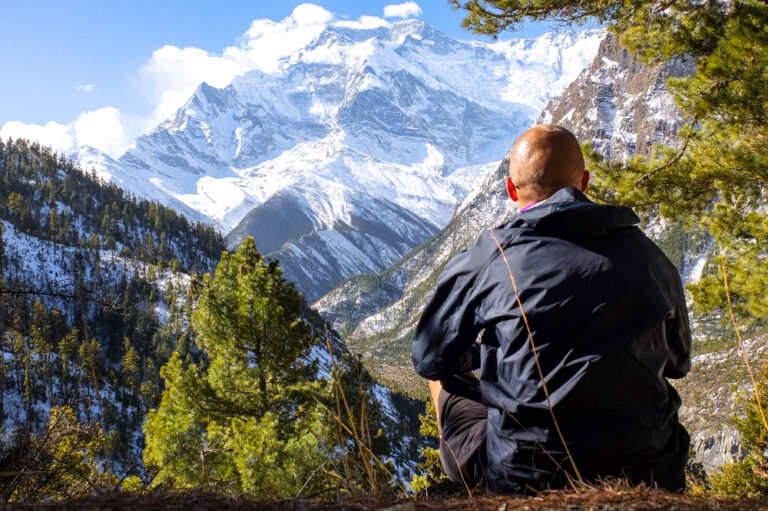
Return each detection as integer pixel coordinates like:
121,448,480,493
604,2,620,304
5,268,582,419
412,188,691,493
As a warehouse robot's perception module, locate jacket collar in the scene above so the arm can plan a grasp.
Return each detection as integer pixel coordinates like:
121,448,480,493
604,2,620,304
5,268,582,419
509,187,640,238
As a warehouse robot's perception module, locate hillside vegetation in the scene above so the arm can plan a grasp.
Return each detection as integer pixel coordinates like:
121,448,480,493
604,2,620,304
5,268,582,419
0,139,419,502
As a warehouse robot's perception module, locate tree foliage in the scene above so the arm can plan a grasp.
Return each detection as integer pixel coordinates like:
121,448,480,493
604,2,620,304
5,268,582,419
410,402,457,496
143,238,331,497
0,406,115,502
143,238,401,497
710,366,768,496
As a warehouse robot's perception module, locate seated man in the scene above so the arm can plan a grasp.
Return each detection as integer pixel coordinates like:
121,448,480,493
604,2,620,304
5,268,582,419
412,124,691,494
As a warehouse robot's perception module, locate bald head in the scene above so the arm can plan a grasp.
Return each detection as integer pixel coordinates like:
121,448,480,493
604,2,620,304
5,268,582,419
508,124,587,206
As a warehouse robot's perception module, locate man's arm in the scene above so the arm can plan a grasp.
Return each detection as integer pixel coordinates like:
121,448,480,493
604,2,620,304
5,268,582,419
412,241,487,380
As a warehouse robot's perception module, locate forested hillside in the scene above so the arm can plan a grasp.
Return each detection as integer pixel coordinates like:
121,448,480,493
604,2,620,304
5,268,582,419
0,137,227,485
0,138,421,501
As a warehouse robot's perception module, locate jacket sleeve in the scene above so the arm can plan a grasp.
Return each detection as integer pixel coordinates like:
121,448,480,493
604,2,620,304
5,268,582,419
411,239,487,380
662,260,692,379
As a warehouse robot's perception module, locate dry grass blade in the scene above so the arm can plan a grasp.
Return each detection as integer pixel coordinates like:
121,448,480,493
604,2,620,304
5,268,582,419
320,324,407,496
488,228,583,484
720,262,768,433
325,324,354,489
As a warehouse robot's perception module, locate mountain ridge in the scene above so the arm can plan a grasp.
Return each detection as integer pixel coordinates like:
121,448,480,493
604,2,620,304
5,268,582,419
78,21,604,300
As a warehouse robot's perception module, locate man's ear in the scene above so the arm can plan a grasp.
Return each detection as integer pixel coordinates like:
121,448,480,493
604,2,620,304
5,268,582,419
580,171,590,192
506,177,518,202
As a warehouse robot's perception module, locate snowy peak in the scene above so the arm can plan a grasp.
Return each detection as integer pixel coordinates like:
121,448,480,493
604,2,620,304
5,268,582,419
78,22,605,299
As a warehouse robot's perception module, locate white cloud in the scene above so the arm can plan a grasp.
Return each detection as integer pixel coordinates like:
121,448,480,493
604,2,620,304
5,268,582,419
334,15,390,30
74,107,129,156
76,83,95,92
0,107,131,157
0,120,74,153
383,2,422,18
139,45,247,125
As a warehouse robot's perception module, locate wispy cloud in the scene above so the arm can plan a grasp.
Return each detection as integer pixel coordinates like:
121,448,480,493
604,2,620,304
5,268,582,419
75,83,95,92
140,3,335,127
383,2,422,18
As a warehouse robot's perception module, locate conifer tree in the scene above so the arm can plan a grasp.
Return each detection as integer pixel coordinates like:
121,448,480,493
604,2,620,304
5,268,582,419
58,327,79,401
120,338,140,398
0,333,7,416
710,365,768,496
0,221,5,269
143,238,330,497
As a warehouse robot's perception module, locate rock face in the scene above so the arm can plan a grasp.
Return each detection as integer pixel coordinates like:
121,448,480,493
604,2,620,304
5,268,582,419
79,21,604,301
538,32,694,160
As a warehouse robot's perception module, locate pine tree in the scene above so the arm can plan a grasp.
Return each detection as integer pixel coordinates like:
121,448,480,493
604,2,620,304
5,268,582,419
5,406,116,501
410,402,456,495
58,328,79,402
143,238,330,497
120,338,140,395
0,221,5,270
0,333,7,418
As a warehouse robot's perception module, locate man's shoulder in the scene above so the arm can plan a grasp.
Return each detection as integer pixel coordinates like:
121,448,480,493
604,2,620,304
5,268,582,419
470,222,526,258
441,224,523,280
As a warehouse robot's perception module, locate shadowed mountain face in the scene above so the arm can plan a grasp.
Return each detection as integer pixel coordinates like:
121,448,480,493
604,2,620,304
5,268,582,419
79,20,604,300
227,190,439,302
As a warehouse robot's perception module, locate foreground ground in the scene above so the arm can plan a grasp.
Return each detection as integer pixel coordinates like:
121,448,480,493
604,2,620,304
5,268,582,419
4,483,767,511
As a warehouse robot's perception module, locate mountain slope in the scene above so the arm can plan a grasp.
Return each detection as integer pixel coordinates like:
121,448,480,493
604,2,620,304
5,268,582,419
0,138,422,484
80,21,604,300
538,33,694,160
313,155,513,392
314,32,699,383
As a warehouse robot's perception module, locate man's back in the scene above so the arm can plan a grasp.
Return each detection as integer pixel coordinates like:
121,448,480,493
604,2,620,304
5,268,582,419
412,187,691,493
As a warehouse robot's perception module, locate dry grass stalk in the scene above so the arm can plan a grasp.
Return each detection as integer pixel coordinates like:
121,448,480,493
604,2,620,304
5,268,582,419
720,262,768,433
316,324,403,496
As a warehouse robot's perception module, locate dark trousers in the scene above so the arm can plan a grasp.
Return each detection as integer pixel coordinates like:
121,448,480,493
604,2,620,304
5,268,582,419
438,375,487,487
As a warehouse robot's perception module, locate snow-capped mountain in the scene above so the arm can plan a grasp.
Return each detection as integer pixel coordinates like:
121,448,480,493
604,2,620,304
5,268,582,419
314,33,700,381
80,20,604,300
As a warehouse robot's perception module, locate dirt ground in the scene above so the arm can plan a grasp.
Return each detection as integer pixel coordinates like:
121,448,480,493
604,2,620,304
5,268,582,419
3,482,767,510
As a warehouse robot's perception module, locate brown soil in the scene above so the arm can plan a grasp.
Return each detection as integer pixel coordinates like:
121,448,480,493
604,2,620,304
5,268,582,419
3,482,766,510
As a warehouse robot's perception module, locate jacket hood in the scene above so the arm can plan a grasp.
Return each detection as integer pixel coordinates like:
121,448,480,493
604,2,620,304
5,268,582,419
508,187,639,237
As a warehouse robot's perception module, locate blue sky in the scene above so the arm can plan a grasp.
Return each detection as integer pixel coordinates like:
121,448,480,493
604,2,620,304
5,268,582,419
0,1,563,156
